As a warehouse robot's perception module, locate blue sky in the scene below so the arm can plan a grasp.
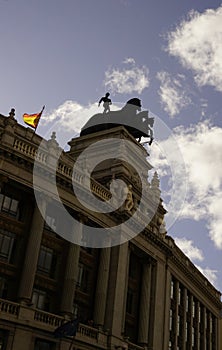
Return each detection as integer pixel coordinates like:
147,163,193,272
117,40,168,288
1,0,222,292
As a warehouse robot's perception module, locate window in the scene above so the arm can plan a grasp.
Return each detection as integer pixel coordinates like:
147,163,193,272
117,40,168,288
126,289,134,315
177,315,180,336
34,339,55,350
178,286,181,305
44,215,57,232
192,300,195,318
170,280,174,299
169,309,173,331
129,255,138,279
0,278,8,298
192,326,195,347
0,194,19,218
0,330,8,350
37,246,57,278
0,229,15,263
77,264,89,293
32,289,49,311
72,303,79,318
82,247,92,254
186,294,189,312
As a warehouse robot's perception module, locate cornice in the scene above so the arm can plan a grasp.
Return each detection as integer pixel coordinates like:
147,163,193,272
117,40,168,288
168,241,221,308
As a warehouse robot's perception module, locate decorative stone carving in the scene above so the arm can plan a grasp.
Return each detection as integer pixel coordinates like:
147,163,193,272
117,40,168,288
123,184,134,212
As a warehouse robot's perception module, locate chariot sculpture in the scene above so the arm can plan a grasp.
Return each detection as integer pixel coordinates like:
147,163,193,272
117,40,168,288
80,98,154,145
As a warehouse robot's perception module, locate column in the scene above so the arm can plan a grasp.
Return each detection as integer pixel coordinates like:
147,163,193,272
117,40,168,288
195,301,200,350
163,265,172,350
18,196,47,302
138,262,151,347
174,281,179,350
188,294,193,350
60,220,82,316
104,241,129,338
93,247,111,327
121,245,130,335
181,288,187,350
200,306,206,350
150,260,166,350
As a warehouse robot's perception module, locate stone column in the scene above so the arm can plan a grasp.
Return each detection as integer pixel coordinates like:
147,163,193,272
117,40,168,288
181,288,187,350
149,260,166,350
162,265,172,350
60,220,82,316
93,246,111,327
18,195,47,303
174,280,179,350
187,294,193,350
104,241,129,338
201,306,206,350
121,245,130,335
138,262,151,347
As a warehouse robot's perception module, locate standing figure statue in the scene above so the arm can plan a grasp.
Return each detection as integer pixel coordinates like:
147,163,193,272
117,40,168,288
98,92,112,113
123,184,134,212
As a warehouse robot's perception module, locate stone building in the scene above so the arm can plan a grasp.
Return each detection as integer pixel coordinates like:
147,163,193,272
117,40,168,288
0,108,221,350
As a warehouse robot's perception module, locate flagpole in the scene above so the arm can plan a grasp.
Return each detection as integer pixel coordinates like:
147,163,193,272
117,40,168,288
34,105,45,133
68,336,75,350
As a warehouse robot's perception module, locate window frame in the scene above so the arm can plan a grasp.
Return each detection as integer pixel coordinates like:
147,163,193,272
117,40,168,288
0,229,16,263
37,246,55,277
0,194,19,218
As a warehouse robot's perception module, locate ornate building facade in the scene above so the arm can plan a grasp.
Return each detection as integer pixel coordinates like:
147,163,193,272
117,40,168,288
0,109,221,350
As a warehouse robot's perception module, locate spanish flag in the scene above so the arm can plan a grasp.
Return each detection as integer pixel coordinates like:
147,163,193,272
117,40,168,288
23,106,45,130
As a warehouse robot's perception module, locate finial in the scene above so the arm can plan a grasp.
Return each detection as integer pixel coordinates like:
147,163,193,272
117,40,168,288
47,131,59,149
9,108,15,119
159,219,167,236
151,171,160,188
51,131,56,140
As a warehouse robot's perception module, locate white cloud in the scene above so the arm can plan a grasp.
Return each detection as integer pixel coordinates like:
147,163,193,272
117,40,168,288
104,58,149,95
123,57,136,65
151,120,222,249
196,265,218,287
42,100,98,133
41,99,121,148
157,71,191,117
175,237,204,261
167,6,222,92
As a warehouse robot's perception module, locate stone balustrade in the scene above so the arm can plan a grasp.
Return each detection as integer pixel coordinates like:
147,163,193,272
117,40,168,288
34,309,64,327
78,323,99,340
0,299,20,316
0,113,154,221
127,341,145,350
0,298,99,342
91,180,112,202
0,298,143,349
0,113,112,204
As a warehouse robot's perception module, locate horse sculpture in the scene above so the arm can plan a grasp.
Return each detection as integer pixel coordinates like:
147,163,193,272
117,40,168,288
80,98,154,145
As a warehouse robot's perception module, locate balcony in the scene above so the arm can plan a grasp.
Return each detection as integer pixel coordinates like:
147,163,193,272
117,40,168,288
0,298,144,350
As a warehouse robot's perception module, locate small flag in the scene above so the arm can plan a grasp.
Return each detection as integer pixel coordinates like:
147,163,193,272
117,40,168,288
23,106,45,129
54,319,79,338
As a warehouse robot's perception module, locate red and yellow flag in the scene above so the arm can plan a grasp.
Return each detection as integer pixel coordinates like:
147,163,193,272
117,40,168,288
23,106,45,129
